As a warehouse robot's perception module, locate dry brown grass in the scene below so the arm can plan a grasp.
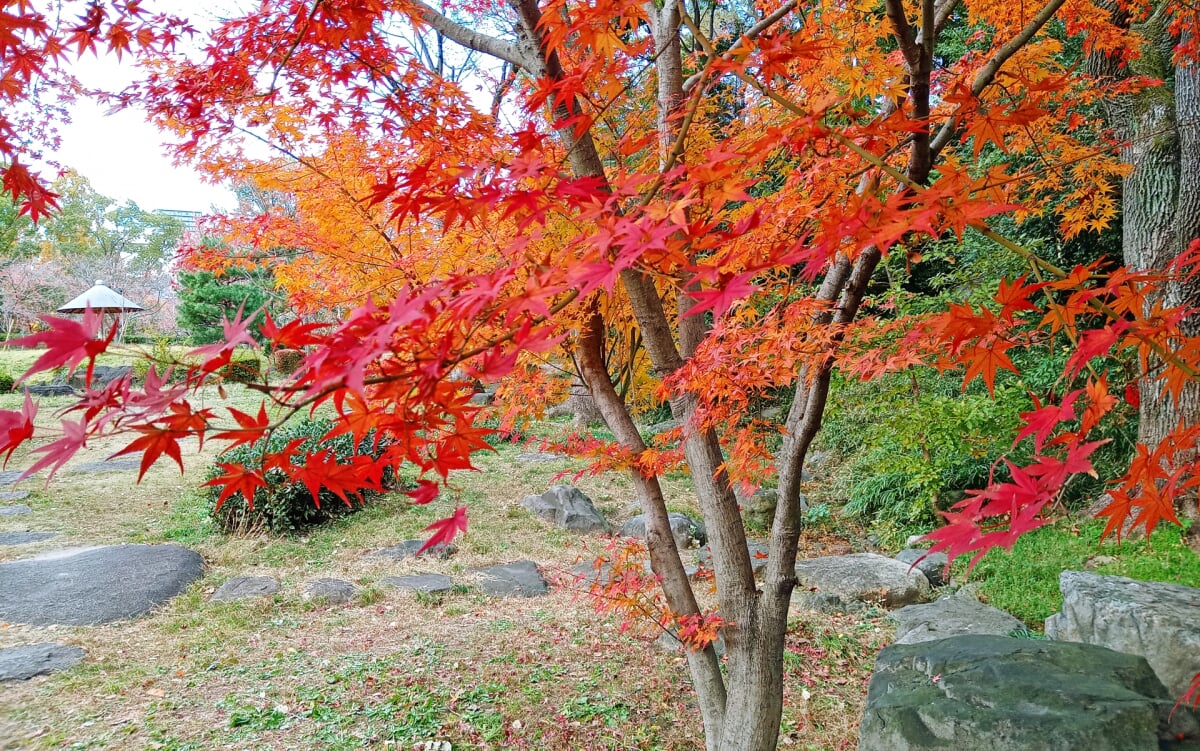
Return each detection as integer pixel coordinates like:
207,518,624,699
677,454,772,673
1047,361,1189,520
0,385,891,751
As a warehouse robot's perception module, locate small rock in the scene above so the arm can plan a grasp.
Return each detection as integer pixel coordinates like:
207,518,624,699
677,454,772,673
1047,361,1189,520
904,534,929,548
0,643,85,681
413,741,452,751
520,485,610,533
72,457,142,474
382,574,454,594
0,503,31,516
369,539,457,561
0,531,58,547
1084,555,1118,571
472,561,549,597
894,548,949,587
302,578,357,604
0,491,30,503
742,489,778,529
621,512,707,550
211,576,280,602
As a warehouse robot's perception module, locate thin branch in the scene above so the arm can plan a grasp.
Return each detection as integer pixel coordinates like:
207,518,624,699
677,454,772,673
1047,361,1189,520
682,0,798,92
407,0,532,70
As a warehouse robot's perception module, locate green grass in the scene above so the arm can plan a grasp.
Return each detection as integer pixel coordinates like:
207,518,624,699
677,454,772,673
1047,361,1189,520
965,519,1200,627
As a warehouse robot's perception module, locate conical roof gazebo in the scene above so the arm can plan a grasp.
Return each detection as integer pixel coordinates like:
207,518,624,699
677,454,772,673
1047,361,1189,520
57,281,144,342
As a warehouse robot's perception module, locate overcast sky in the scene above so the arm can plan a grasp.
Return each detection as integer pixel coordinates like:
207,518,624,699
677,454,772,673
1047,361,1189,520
44,5,237,215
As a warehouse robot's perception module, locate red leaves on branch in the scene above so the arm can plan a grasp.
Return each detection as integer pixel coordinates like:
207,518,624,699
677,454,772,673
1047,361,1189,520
418,506,468,554
10,309,115,383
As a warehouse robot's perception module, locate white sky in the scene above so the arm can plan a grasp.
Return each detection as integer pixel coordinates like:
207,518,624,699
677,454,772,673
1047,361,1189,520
43,4,237,215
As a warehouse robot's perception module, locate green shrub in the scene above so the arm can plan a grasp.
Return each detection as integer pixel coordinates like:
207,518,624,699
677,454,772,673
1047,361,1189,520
0,366,14,392
221,352,262,384
204,417,399,535
272,348,303,375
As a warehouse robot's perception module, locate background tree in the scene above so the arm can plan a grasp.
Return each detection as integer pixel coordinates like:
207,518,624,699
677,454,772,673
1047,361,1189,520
176,267,279,345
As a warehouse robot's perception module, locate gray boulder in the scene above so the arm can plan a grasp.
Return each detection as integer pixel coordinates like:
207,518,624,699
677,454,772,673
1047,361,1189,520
302,578,358,604
0,491,30,503
0,503,30,516
0,544,203,625
382,574,454,594
1045,570,1200,698
368,539,457,561
858,635,1198,751
794,553,930,611
890,592,1025,645
895,549,950,587
0,643,85,681
69,365,131,389
211,576,280,602
621,512,706,550
472,561,549,597
742,489,778,529
520,485,609,533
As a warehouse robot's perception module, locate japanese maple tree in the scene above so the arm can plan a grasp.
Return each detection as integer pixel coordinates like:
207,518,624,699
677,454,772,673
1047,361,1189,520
4,1,1200,750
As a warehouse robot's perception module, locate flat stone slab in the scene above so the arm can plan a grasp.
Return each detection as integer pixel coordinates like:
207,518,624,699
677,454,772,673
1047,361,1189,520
890,592,1025,645
795,553,930,611
0,643,85,681
1046,570,1200,698
302,578,358,604
472,561,549,597
0,531,58,546
368,539,457,561
521,485,609,533
382,574,454,594
0,491,30,503
0,504,31,516
858,635,1198,751
0,471,25,486
71,457,142,473
211,576,280,601
0,544,204,625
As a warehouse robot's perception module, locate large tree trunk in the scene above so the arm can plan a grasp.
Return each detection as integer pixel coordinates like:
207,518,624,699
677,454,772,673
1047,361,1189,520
1094,7,1200,451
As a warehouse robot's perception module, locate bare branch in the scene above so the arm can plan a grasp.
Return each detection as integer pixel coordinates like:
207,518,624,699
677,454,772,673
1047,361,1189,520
407,0,532,70
682,0,798,92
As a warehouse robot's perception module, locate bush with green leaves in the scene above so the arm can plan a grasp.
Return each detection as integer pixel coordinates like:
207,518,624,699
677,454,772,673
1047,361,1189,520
221,351,262,384
272,348,303,375
0,366,14,393
205,417,400,535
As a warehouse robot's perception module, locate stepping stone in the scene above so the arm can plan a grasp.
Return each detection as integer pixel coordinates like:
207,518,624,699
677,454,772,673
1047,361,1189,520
472,561,549,597
0,544,204,625
367,539,457,561
302,578,358,604
211,576,280,601
0,504,31,516
382,574,454,594
0,491,29,503
0,531,58,546
0,471,25,486
0,643,85,681
515,452,566,463
72,457,142,474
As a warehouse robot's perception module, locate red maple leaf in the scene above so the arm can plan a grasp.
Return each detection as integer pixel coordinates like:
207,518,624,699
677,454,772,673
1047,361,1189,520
0,393,36,466
204,462,268,511
418,506,468,554
112,425,186,481
10,308,115,382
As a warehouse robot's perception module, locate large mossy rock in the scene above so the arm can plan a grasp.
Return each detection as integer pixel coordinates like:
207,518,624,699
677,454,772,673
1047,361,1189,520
858,635,1198,751
794,553,930,611
1046,570,1200,698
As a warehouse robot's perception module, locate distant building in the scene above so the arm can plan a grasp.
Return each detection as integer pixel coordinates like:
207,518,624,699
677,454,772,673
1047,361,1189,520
154,209,203,234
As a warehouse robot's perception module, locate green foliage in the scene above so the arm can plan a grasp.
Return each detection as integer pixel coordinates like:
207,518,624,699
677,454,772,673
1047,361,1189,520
822,370,1026,545
176,268,279,345
0,365,14,393
221,351,262,384
205,417,398,535
966,520,1200,627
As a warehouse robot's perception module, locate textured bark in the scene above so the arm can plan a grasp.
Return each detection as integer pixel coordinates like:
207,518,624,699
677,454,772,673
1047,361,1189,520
1092,8,1200,452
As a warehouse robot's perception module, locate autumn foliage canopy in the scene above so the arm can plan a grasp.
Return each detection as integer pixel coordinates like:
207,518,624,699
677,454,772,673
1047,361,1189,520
3,1,1200,727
